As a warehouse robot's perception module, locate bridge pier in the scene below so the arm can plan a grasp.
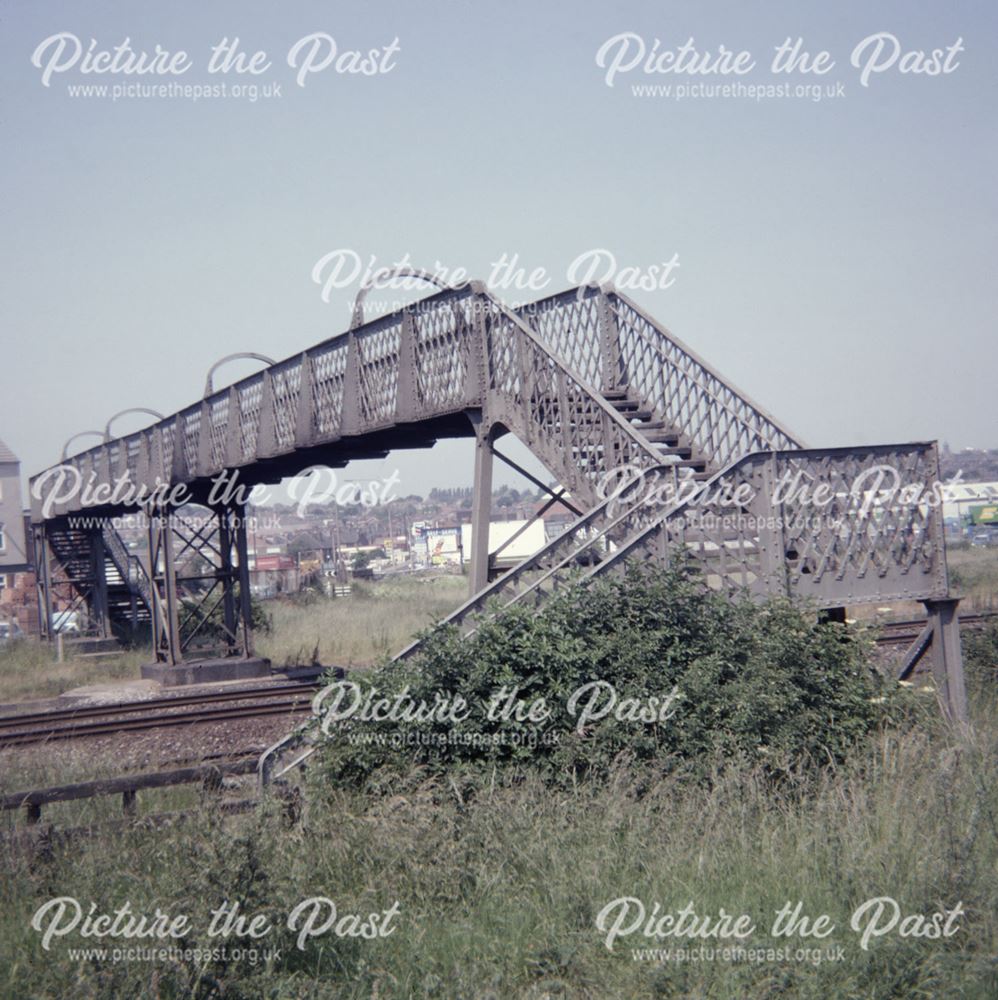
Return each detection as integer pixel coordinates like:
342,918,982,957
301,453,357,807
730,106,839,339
147,506,181,664
468,424,495,596
144,502,261,673
896,597,968,723
88,526,111,640
32,524,54,641
924,598,968,724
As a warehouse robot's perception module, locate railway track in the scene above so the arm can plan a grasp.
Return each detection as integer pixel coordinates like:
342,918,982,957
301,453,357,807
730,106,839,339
2,613,994,748
875,610,997,645
0,680,321,748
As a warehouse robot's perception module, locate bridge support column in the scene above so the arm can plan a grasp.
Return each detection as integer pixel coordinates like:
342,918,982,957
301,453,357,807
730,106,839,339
233,505,255,656
88,525,110,639
218,511,239,655
33,523,54,641
469,428,494,596
924,598,968,724
146,502,258,669
148,506,182,665
217,504,255,657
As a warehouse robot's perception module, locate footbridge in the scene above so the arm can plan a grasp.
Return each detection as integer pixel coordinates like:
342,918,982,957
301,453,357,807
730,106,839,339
29,273,966,721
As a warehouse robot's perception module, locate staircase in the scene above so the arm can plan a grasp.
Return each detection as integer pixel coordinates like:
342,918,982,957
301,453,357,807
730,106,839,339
600,387,711,479
101,525,153,632
43,522,152,637
394,457,757,660
258,282,801,781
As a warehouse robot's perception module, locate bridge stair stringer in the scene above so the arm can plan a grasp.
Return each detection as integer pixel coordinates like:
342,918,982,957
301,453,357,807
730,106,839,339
259,438,965,786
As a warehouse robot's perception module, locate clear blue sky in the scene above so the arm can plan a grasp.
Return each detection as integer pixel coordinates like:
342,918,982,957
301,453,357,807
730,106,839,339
2,0,995,496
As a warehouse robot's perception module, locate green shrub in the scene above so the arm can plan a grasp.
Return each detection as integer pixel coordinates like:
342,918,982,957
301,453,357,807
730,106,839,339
316,564,899,789
179,591,272,646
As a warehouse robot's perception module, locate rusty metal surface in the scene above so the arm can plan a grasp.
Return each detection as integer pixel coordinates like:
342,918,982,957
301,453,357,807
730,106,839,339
30,279,958,678
397,440,948,659
518,285,803,470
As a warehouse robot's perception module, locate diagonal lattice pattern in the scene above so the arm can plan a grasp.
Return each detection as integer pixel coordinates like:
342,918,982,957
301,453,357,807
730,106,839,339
518,286,802,474
357,320,403,427
34,284,948,617
310,340,350,441
412,300,472,410
610,293,801,469
399,441,948,656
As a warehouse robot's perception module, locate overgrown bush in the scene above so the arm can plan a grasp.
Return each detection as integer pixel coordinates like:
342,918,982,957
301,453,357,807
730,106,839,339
317,564,901,789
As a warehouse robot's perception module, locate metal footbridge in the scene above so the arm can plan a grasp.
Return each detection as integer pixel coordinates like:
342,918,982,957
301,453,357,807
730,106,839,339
28,273,967,726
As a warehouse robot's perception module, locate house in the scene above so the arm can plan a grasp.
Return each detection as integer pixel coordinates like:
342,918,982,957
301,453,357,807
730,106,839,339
0,437,28,572
0,438,37,634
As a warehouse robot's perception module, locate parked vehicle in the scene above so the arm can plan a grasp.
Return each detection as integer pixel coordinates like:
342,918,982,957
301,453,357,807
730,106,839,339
0,620,23,644
51,611,81,634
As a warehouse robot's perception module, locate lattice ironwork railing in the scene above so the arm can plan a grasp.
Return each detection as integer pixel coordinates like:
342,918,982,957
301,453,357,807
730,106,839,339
518,286,804,473
33,285,667,519
394,463,687,659
479,297,665,507
609,292,803,470
34,286,486,517
396,441,947,657
592,441,948,606
516,289,606,387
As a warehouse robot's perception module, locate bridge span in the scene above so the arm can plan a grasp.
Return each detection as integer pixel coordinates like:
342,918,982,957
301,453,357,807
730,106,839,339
28,273,967,722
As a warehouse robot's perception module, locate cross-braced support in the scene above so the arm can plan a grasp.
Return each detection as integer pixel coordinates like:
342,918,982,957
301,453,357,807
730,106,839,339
146,503,255,665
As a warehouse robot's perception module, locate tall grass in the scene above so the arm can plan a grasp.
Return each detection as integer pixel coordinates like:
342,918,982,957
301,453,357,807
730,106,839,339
257,574,468,668
948,546,998,610
0,640,147,705
0,574,469,704
1,701,996,997
1,576,996,997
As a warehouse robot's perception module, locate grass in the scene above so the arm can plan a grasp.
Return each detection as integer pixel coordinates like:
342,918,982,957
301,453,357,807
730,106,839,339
2,577,997,997
256,573,468,668
0,573,469,704
0,640,147,706
1,694,997,997
948,546,998,610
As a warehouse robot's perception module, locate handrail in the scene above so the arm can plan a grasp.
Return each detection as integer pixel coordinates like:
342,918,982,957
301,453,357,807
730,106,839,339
41,282,479,488
103,408,164,442
258,439,947,786
102,524,153,608
33,282,670,517
203,353,276,397
516,285,803,471
397,440,948,656
608,291,803,464
477,295,666,504
60,431,105,461
393,462,685,659
350,267,460,329
611,302,798,445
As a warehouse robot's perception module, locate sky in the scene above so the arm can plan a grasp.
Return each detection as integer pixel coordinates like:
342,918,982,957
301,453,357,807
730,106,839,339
1,0,995,499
